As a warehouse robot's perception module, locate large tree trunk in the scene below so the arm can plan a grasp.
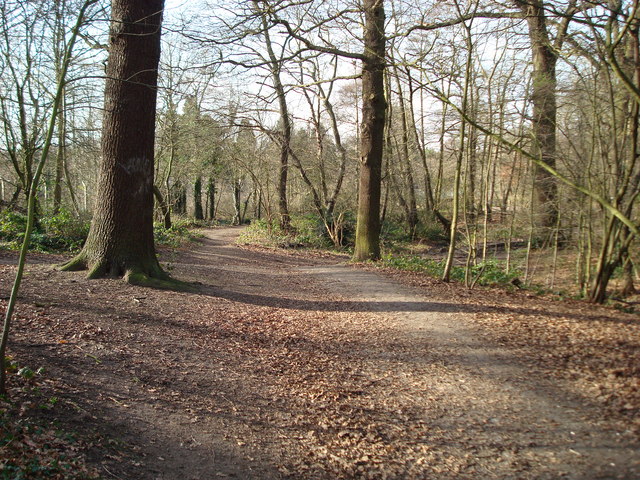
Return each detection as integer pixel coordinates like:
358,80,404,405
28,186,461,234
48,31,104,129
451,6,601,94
353,0,386,261
516,0,559,238
61,0,168,285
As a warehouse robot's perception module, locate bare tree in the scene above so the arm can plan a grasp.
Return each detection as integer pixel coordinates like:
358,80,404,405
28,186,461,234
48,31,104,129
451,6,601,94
0,0,99,394
513,0,576,240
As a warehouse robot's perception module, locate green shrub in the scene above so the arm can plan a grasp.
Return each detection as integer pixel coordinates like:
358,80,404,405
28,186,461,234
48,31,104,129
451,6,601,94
290,214,324,247
41,209,89,241
153,220,202,248
0,209,208,253
237,219,283,246
382,254,520,287
237,215,337,249
380,219,447,246
414,223,447,242
469,260,521,286
291,214,338,249
0,210,27,241
380,219,408,244
0,208,89,252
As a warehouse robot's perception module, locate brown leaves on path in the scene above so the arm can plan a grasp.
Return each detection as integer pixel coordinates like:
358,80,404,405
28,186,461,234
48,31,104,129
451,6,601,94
1,229,639,479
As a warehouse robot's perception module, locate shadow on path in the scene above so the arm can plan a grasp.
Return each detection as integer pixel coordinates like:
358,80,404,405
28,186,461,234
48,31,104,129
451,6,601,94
195,283,636,326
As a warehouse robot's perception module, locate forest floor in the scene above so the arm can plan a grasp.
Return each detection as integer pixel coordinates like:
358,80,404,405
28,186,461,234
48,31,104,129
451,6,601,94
1,226,639,479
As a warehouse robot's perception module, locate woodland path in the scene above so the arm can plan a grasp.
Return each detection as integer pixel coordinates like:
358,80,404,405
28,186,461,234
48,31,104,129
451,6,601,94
3,227,640,479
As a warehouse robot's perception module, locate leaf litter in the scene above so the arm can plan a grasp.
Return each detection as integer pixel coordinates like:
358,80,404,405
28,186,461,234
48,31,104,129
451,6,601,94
0,229,638,479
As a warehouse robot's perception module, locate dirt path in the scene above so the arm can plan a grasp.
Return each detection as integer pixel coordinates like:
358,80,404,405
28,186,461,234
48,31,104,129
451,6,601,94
3,227,639,479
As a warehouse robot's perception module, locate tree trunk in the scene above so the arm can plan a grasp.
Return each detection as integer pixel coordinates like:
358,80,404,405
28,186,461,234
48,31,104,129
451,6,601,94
353,0,386,261
262,12,291,231
256,188,262,220
232,179,242,225
406,67,450,237
63,150,81,216
393,67,418,237
319,83,348,220
590,260,617,304
621,253,636,296
515,0,559,238
443,13,474,282
10,185,21,208
61,0,169,286
153,185,171,229
206,177,216,220
172,180,186,215
193,176,204,220
53,92,65,214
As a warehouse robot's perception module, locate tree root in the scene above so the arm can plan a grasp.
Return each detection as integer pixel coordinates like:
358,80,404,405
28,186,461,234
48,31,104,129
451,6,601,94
59,255,197,292
58,255,88,272
125,269,197,292
87,261,108,279
59,255,108,279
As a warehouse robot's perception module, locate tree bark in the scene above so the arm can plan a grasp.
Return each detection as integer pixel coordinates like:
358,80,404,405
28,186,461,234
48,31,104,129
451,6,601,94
353,0,386,261
193,176,204,220
206,177,216,220
53,93,65,214
61,0,169,285
153,185,171,229
261,10,291,231
172,180,186,215
621,253,636,297
515,0,559,238
232,179,242,225
393,67,418,237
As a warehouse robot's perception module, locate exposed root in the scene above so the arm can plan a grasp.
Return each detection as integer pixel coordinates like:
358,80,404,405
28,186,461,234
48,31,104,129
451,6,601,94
58,254,195,292
58,255,88,272
87,261,108,279
125,269,197,292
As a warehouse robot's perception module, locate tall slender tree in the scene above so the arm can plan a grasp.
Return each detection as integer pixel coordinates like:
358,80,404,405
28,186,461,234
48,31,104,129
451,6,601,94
353,0,387,261
259,6,292,231
61,0,171,285
0,0,99,395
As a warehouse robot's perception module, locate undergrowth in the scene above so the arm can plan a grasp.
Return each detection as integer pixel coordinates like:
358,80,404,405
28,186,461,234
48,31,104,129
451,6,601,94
154,217,205,248
0,209,89,253
381,220,447,246
238,214,521,290
237,216,336,250
0,209,204,253
381,254,522,288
